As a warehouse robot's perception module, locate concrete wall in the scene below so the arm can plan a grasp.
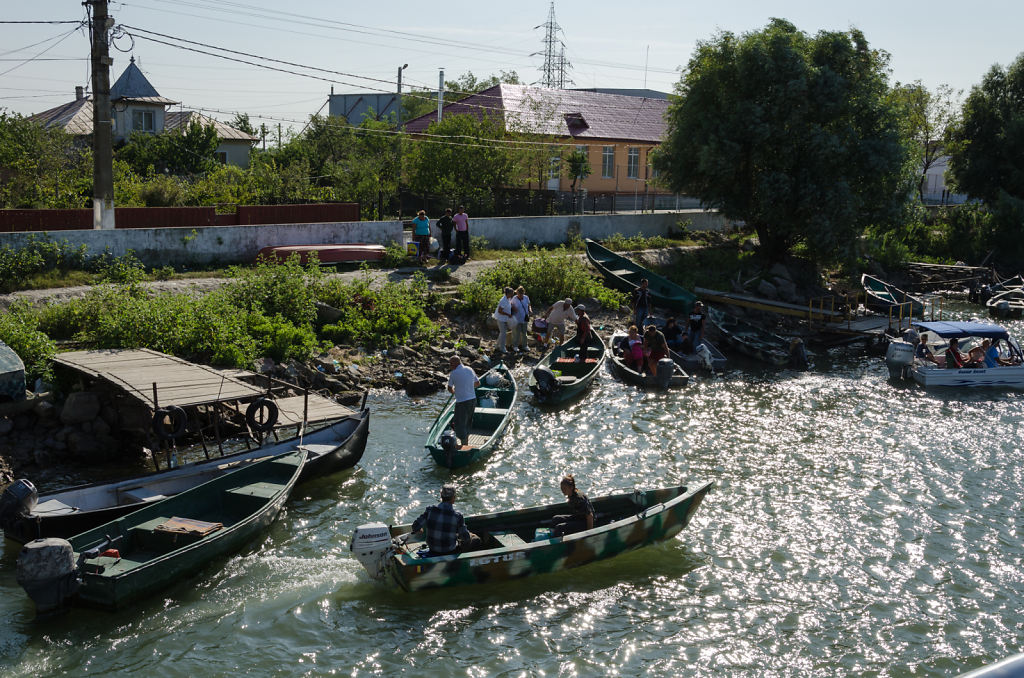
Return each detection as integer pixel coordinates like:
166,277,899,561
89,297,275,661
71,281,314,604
0,221,403,268
468,210,731,248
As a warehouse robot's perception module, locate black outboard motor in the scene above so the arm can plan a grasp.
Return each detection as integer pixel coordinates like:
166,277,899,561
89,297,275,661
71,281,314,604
655,358,675,389
531,366,560,402
440,428,458,453
0,479,38,532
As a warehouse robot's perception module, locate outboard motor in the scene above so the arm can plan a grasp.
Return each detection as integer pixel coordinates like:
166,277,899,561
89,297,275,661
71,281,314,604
531,366,560,402
788,338,809,371
695,343,715,372
0,479,38,532
885,339,915,380
349,522,395,582
16,537,80,615
655,358,675,389
440,428,458,454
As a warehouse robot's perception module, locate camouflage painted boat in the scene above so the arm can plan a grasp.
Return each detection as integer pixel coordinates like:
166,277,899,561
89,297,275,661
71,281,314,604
528,330,606,405
424,362,517,469
350,482,712,592
15,450,306,614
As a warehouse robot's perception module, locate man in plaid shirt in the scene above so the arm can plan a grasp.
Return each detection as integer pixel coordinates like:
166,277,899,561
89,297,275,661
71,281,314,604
410,485,481,555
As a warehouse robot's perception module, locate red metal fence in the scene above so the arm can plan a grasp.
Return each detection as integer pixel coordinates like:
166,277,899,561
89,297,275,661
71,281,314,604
0,203,360,233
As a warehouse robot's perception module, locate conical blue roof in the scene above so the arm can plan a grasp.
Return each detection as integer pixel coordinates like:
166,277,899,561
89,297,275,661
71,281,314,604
110,57,177,104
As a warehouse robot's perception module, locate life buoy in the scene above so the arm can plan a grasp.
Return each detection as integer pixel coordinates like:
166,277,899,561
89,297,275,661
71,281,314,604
152,406,188,439
245,398,278,433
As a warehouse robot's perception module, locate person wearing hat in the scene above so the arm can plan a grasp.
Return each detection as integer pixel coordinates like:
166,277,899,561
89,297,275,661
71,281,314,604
412,210,431,265
574,304,592,361
408,484,481,556
492,287,516,353
543,298,577,347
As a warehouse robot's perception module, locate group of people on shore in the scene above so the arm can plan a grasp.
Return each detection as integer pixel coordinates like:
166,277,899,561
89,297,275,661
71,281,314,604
411,206,470,265
492,288,591,355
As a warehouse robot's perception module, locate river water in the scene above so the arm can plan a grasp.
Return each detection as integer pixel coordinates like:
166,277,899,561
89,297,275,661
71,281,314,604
2,302,1023,677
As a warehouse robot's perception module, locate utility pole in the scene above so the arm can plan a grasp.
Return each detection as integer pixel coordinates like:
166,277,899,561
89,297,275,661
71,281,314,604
87,0,115,230
396,63,408,129
437,68,444,123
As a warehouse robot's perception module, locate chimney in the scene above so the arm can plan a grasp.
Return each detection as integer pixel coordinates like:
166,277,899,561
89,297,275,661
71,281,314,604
75,86,84,100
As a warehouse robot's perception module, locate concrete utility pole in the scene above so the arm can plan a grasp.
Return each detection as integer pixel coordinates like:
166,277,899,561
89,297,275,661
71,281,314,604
437,68,444,122
87,0,115,230
396,63,408,129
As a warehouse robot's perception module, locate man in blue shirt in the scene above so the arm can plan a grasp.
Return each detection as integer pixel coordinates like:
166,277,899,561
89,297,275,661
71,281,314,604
409,484,481,555
447,356,480,448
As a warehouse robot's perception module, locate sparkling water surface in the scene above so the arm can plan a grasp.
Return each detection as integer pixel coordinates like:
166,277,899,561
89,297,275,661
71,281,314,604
1,303,1023,677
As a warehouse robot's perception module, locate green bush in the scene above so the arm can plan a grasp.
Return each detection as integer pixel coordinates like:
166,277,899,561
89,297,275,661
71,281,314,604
602,232,674,251
318,272,441,348
0,235,90,292
459,246,625,317
222,255,322,327
381,240,409,268
247,312,321,363
0,308,56,383
93,249,147,285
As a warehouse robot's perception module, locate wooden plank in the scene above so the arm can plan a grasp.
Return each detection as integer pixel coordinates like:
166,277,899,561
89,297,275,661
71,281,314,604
274,395,354,426
696,287,847,320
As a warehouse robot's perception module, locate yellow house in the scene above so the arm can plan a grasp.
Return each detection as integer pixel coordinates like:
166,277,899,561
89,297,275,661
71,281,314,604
404,84,670,198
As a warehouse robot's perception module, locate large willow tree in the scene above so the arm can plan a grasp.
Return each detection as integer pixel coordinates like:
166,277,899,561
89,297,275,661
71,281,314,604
654,19,909,262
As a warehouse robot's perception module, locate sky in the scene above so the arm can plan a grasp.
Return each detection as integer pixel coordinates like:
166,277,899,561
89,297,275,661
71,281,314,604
1,0,1022,130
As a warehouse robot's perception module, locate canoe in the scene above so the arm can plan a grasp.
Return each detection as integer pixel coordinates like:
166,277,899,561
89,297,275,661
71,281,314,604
585,239,697,312
350,482,713,592
669,340,728,373
861,273,925,316
708,308,808,369
256,243,386,265
987,289,1024,319
528,330,606,405
1,408,369,544
425,363,517,469
607,332,689,389
16,449,306,613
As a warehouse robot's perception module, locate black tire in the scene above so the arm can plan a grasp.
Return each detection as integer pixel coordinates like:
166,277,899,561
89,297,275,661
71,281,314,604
245,398,278,433
152,406,188,439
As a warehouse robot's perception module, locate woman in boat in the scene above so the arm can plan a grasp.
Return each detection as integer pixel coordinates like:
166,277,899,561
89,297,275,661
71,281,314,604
643,325,669,375
619,325,644,370
551,475,595,537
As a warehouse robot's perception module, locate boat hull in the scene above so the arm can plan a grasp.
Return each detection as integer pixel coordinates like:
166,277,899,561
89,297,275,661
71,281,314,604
528,331,606,405
585,239,697,312
607,333,689,389
669,341,728,373
384,483,712,592
425,364,517,469
910,364,1024,389
3,410,369,544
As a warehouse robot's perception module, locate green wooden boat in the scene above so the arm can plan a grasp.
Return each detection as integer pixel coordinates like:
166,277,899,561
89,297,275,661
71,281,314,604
16,450,306,613
708,307,808,369
425,363,517,469
585,238,697,312
350,482,713,592
527,330,606,404
607,331,689,389
861,273,925,316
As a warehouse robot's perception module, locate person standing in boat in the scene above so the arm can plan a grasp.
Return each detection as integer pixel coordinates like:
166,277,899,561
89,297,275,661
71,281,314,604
447,356,480,449
688,301,707,350
409,484,481,555
412,210,431,265
643,325,669,375
551,475,595,537
436,208,455,263
632,278,651,328
574,304,592,361
543,298,577,347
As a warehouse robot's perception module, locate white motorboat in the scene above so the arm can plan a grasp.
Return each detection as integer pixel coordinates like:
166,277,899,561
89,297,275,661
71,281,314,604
885,320,1024,389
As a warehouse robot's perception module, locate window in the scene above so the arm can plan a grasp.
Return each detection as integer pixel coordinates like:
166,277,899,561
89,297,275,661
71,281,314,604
601,146,615,178
132,110,155,132
215,151,228,165
627,147,640,179
548,156,560,179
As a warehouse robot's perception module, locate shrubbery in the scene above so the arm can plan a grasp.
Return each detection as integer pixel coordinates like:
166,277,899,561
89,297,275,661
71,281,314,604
318,271,442,348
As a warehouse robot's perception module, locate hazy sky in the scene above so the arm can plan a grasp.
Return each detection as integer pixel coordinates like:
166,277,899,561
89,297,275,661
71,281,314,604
2,0,1021,128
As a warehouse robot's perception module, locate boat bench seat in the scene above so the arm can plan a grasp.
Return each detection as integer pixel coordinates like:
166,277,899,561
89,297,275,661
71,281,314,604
120,488,168,504
608,268,634,277
226,481,281,500
473,407,509,417
129,515,216,553
493,532,527,548
556,376,578,384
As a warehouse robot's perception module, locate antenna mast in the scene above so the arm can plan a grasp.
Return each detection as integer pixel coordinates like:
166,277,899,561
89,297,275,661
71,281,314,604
533,2,572,88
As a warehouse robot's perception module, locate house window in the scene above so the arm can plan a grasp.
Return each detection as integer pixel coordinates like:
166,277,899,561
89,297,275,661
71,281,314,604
627,147,640,179
215,151,228,164
575,145,587,157
548,156,560,179
601,146,615,178
132,110,155,132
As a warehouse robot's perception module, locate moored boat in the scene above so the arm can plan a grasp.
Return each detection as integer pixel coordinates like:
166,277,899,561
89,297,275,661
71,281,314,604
350,482,713,592
585,239,697,312
669,340,728,373
1,407,369,544
884,320,1024,388
425,363,517,469
861,273,925,317
15,449,306,614
986,288,1024,319
528,330,606,405
607,332,689,389
708,308,808,369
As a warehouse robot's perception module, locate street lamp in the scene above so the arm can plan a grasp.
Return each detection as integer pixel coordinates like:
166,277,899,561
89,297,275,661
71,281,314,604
396,63,408,130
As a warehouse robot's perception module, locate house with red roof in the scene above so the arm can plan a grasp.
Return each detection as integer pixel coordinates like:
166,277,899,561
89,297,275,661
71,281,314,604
404,84,672,199
30,58,257,168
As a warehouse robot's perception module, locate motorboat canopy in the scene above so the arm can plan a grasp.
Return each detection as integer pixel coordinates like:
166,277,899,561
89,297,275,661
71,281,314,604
914,321,1010,340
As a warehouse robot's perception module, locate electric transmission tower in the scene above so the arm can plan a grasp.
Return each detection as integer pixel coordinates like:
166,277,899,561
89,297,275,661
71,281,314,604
533,1,572,88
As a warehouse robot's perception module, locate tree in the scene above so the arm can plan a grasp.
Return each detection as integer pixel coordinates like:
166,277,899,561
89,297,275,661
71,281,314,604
403,70,522,123
0,110,91,208
230,113,257,136
567,149,591,212
117,120,220,176
945,53,1024,206
890,81,961,202
653,19,909,262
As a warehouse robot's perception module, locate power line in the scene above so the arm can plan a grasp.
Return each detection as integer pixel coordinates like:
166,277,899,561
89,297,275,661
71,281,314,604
0,20,83,24
0,25,84,78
